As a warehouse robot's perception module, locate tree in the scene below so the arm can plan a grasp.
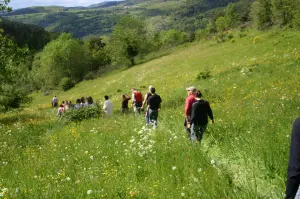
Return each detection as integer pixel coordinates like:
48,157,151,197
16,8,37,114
225,3,239,28
271,0,298,26
215,17,228,32
108,15,147,66
0,30,32,110
0,0,12,12
33,33,89,90
84,37,110,72
250,0,273,29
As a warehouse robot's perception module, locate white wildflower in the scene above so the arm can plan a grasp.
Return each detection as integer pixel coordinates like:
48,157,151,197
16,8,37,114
87,190,92,195
172,166,177,170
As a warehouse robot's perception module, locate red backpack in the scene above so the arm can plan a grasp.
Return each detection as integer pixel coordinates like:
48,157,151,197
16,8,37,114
135,92,143,102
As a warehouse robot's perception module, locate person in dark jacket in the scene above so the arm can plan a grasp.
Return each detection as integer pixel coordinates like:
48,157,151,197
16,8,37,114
286,117,300,199
190,90,214,142
145,87,162,129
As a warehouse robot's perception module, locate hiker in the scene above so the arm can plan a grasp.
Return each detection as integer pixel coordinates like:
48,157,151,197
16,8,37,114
145,87,162,129
132,88,143,114
69,101,73,109
184,86,197,137
120,94,131,113
190,90,214,142
142,85,153,124
103,95,113,116
64,100,69,111
286,117,300,199
86,96,95,107
52,96,58,108
74,99,81,109
80,97,87,107
57,104,64,116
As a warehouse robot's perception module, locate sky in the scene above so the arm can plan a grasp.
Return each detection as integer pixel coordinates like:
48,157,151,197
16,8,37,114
9,0,121,9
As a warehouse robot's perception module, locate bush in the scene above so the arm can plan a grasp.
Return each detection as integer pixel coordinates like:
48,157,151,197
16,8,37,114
84,72,96,80
196,67,211,80
62,104,101,122
59,77,75,91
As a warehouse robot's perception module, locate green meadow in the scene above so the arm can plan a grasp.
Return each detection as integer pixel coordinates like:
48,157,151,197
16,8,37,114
1,29,300,198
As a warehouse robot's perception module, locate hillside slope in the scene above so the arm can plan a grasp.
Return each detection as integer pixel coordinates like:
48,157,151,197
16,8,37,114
2,0,242,37
1,30,300,198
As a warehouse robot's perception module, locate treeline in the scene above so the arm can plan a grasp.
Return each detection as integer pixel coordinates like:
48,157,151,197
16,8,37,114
0,18,56,51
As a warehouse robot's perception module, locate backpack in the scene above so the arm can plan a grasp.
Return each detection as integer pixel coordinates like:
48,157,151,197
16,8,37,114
135,92,143,102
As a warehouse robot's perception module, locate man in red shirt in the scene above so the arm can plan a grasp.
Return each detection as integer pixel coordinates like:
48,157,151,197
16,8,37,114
184,86,197,137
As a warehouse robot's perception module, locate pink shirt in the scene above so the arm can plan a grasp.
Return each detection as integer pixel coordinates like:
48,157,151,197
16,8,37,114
185,94,196,117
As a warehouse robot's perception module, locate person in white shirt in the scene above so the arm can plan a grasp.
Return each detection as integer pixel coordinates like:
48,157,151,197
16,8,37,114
103,95,113,116
52,96,58,108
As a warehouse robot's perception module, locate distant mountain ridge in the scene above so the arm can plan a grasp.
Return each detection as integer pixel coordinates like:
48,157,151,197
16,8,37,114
88,1,123,8
2,0,248,38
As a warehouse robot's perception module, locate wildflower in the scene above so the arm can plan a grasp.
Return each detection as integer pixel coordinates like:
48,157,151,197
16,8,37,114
130,191,136,197
90,156,94,161
87,190,92,195
66,177,71,181
181,192,185,197
172,166,177,171
210,159,216,165
197,168,202,173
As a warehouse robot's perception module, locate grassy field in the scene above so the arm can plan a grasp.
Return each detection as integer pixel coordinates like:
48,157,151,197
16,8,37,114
1,29,300,198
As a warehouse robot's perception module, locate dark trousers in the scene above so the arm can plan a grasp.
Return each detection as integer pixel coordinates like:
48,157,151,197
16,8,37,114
286,118,300,199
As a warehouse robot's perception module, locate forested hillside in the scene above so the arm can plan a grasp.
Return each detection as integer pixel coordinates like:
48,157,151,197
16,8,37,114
2,0,242,37
0,18,55,51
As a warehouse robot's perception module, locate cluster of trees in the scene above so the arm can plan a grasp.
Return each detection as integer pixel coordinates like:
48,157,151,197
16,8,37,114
32,15,190,93
250,0,300,29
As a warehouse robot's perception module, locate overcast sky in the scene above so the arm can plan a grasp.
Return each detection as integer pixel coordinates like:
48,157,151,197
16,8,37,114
9,0,121,9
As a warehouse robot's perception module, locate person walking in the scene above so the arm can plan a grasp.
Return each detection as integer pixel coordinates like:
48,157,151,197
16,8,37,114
145,87,162,129
120,94,131,113
184,86,197,137
286,117,300,199
142,85,153,125
190,90,214,142
103,95,113,116
74,99,82,109
132,88,143,114
52,96,58,108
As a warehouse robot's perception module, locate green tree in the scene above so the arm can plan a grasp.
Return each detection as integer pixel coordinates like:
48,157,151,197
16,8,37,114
160,29,188,47
84,37,110,72
250,0,273,29
271,0,299,26
33,33,89,90
215,17,228,32
225,3,239,28
0,30,32,110
0,0,11,12
108,15,147,66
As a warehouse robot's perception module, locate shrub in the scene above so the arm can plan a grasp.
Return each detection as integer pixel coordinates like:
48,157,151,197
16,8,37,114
196,67,211,80
62,104,101,122
84,72,96,80
59,77,75,91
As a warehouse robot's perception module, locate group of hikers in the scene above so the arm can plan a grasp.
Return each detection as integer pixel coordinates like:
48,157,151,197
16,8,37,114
51,96,97,116
50,86,300,198
51,85,214,141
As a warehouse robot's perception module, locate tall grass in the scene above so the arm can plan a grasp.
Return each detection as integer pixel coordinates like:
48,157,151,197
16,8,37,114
1,29,300,198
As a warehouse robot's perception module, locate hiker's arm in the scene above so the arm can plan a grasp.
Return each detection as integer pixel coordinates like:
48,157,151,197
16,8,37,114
145,105,150,116
207,102,214,124
141,93,148,109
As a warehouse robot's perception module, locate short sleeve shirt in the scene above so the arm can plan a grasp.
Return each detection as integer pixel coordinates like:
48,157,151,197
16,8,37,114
147,94,162,110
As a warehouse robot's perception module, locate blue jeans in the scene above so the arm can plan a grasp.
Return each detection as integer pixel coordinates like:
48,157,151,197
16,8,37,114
191,123,207,141
148,109,158,128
